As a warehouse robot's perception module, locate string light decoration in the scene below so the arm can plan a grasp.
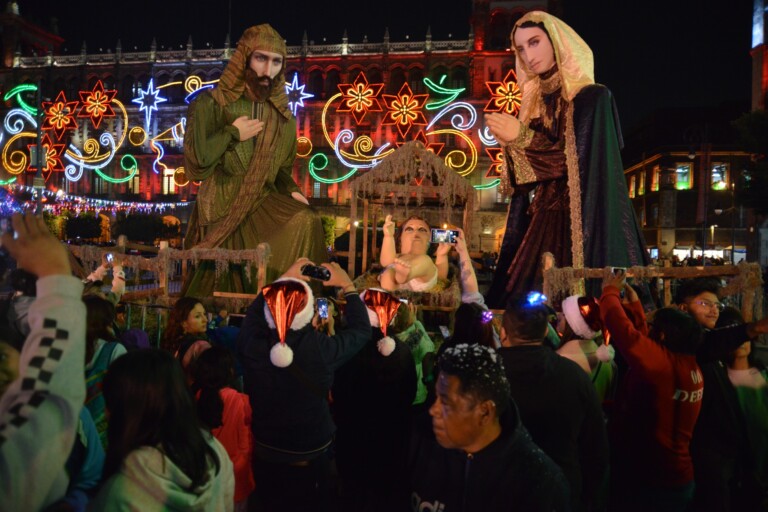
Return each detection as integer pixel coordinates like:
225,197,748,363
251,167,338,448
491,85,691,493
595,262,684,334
336,72,383,124
41,91,79,139
381,83,428,139
484,69,522,116
2,185,192,215
78,80,118,129
1,69,506,192
286,73,314,117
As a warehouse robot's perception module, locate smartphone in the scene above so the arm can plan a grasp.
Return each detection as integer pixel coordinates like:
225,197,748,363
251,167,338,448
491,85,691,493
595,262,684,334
430,228,459,244
438,325,451,339
316,297,329,319
106,253,114,263
301,264,331,281
610,266,626,276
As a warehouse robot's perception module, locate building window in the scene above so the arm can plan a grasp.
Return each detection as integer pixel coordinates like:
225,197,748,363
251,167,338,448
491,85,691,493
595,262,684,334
651,165,660,191
629,175,636,198
163,169,175,195
495,188,510,204
711,163,729,190
639,207,646,226
312,181,328,198
638,171,646,196
128,174,140,194
675,163,693,190
93,176,107,195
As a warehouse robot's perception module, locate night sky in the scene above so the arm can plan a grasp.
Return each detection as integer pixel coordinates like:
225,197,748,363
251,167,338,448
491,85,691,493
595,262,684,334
28,0,754,134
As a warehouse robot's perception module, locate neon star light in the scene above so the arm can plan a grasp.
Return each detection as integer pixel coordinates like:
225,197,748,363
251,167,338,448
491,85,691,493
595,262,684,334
78,80,117,129
382,83,428,139
484,69,522,116
336,72,383,124
132,79,167,128
27,134,65,173
42,91,79,139
285,73,314,117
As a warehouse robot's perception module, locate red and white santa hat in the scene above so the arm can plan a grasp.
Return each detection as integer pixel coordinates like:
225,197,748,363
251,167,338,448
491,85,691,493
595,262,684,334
562,294,614,362
360,288,403,356
263,278,315,367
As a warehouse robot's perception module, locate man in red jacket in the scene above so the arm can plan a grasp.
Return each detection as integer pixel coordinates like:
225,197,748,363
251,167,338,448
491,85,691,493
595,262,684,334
600,270,703,512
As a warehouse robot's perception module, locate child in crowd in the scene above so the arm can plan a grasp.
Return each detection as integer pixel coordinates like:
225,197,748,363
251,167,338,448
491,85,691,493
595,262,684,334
83,294,127,448
162,297,211,379
192,346,255,511
90,349,234,510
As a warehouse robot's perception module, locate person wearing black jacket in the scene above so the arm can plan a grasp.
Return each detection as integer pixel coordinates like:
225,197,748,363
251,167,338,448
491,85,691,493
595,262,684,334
498,294,609,511
237,258,370,512
409,343,569,512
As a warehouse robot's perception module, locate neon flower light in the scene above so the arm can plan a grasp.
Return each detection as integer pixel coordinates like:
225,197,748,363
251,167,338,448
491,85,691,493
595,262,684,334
337,72,383,124
396,130,443,156
42,91,79,139
132,79,167,128
78,80,117,129
382,83,428,139
484,69,522,116
485,148,504,178
285,73,314,117
27,134,65,173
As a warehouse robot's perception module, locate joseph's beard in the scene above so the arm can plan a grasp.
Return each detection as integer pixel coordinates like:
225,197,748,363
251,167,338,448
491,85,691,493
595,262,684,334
245,69,274,102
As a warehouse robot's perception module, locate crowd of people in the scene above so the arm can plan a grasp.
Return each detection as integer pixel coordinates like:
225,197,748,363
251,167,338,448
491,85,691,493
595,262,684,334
2,211,767,512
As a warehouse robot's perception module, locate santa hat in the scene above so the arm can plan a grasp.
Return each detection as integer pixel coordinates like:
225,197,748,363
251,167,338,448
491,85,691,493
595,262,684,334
562,295,614,362
262,278,315,367
360,288,402,356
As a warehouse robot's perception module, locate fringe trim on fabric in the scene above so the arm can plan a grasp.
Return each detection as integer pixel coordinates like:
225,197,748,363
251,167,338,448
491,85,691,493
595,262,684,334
564,101,584,274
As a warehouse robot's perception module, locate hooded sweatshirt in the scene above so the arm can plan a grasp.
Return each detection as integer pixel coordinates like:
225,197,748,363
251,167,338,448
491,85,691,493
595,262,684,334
89,433,234,511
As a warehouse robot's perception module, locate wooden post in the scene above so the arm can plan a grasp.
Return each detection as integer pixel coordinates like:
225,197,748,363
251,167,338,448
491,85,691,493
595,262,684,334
158,241,169,299
348,198,358,278
361,199,369,273
371,208,378,262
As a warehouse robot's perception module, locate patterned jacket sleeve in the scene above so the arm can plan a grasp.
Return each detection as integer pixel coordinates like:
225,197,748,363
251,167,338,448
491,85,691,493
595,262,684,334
0,275,86,510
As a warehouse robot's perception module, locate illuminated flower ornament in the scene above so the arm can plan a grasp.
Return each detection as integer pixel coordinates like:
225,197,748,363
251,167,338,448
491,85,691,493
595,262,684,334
285,73,314,117
485,147,504,178
395,130,443,155
132,79,167,129
27,134,65,173
42,91,79,139
484,69,522,116
382,83,428,139
337,72,384,124
78,80,117,129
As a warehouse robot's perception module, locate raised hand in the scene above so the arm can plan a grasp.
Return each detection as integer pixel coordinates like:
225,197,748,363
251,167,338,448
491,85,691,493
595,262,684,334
232,116,265,141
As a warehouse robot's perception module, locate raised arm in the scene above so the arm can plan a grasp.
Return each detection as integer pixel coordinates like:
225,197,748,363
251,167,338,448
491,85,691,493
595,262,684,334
380,214,397,267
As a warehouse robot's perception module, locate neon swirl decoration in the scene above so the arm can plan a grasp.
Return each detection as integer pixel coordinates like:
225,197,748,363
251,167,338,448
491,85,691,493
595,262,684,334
3,84,38,116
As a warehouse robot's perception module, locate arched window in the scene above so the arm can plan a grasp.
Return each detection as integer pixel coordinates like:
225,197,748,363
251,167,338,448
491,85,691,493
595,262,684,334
389,67,406,93
325,68,340,99
408,67,425,94
308,69,324,98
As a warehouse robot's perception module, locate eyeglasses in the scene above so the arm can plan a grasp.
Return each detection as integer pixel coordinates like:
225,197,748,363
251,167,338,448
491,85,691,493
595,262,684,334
689,299,725,312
